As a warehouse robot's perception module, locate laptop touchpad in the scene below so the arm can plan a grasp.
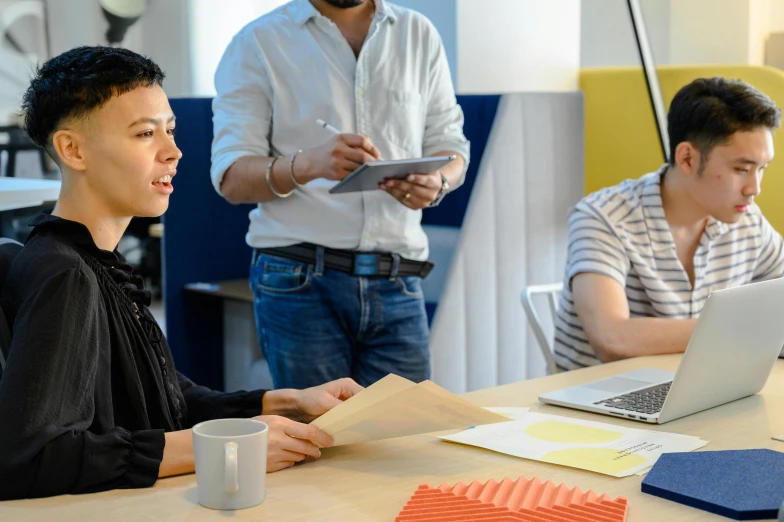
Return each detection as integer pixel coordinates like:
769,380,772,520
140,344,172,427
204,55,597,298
583,377,652,394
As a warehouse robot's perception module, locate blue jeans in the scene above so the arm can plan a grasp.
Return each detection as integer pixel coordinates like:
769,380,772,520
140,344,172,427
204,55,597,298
250,250,430,389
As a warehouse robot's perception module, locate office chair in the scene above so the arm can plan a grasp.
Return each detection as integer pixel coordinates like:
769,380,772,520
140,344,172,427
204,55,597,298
520,282,563,375
0,238,23,377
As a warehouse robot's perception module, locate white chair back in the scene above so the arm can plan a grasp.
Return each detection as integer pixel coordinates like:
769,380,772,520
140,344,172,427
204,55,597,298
520,282,563,375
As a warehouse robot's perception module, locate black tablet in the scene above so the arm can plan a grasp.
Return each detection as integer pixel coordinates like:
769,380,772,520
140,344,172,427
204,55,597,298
328,155,455,194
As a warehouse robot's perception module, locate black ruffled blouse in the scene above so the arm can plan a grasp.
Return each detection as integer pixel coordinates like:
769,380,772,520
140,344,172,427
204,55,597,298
0,212,265,500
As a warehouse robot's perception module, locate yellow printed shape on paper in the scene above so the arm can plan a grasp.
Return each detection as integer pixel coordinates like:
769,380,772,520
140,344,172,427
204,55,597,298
542,447,648,475
525,420,624,444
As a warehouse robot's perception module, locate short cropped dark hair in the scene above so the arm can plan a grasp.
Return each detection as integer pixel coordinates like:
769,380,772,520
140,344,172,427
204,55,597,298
667,77,781,167
22,45,165,159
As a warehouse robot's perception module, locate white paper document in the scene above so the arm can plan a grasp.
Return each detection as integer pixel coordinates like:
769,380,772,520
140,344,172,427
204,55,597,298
311,374,510,446
439,412,707,477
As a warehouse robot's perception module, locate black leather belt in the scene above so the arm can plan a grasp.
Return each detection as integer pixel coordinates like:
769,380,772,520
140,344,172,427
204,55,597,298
255,243,433,278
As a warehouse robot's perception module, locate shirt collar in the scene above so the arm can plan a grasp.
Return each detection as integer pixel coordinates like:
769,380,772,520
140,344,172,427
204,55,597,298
373,0,397,23
291,0,396,26
703,214,728,241
29,210,122,266
290,0,319,25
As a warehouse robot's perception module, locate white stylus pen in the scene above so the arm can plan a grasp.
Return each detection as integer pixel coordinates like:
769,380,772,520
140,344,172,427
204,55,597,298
316,119,341,135
316,119,383,160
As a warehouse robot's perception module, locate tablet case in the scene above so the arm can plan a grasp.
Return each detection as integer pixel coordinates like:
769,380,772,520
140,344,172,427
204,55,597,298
329,156,455,194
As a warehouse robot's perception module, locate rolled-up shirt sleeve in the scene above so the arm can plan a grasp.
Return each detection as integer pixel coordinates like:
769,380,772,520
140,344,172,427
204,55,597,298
211,29,274,195
565,205,631,289
421,19,470,185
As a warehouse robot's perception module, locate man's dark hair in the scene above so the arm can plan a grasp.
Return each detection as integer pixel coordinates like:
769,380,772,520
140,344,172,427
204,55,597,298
667,77,781,170
22,45,165,160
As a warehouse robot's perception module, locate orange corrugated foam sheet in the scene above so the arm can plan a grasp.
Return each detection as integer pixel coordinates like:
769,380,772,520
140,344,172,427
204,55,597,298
396,476,628,522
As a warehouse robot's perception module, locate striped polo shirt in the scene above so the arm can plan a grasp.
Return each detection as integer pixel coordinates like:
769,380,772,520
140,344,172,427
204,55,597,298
554,166,784,371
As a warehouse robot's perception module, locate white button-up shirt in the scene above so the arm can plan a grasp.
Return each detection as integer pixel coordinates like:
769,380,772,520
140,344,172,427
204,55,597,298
211,0,470,261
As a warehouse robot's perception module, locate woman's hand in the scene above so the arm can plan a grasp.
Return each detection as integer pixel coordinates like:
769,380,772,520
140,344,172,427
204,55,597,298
291,378,364,423
256,378,363,471
262,378,364,423
252,415,334,472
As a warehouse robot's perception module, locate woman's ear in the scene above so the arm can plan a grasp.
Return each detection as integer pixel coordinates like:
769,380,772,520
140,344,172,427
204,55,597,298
51,129,88,172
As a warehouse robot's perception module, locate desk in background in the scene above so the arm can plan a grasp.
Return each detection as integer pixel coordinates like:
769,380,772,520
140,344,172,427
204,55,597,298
184,279,273,391
0,177,59,212
2,354,782,521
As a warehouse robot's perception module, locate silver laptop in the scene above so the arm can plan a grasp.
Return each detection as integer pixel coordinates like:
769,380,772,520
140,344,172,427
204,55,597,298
539,277,784,424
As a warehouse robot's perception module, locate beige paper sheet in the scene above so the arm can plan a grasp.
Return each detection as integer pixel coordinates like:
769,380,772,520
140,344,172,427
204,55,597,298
311,375,509,446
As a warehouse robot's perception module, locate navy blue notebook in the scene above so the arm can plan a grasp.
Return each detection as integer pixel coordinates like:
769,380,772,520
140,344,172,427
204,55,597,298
641,449,784,520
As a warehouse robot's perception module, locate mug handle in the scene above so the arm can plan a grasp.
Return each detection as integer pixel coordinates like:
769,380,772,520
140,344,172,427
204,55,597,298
224,441,239,495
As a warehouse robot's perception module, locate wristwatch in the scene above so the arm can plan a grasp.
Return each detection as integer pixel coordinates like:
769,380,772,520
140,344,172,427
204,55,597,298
428,171,450,207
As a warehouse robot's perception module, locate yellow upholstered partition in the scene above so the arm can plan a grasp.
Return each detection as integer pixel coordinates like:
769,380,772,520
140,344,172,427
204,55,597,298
580,65,784,234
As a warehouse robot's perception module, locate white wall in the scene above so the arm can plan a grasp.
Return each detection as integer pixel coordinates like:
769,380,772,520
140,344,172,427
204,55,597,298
188,0,288,96
767,0,784,67
772,0,784,33
32,0,583,98
187,0,581,96
749,0,771,65
580,0,670,67
669,0,753,65
581,0,784,68
456,0,581,93
15,0,784,102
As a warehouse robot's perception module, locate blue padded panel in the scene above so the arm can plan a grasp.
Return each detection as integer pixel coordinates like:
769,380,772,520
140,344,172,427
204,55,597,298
421,94,501,228
421,224,460,325
164,98,255,389
425,302,437,325
421,94,500,322
421,225,460,301
641,449,784,520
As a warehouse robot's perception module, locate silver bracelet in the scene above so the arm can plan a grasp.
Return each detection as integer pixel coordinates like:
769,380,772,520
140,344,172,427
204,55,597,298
265,157,293,198
289,150,306,188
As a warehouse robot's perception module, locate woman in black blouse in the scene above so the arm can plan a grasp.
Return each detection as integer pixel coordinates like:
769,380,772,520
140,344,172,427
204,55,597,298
0,46,362,500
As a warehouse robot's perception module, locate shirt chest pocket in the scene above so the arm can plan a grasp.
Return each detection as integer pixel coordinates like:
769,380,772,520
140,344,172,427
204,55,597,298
375,89,425,158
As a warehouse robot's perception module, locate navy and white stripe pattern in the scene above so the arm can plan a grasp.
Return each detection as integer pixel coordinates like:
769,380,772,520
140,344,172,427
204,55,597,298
554,166,784,371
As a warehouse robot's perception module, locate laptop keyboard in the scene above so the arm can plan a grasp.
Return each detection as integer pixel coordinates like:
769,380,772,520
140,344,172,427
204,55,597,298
593,382,672,415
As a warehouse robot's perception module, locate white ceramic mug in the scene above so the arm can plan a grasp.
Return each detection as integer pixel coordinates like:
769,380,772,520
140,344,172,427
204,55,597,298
192,418,268,510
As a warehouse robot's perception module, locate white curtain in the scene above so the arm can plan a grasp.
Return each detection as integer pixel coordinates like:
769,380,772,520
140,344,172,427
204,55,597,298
429,92,585,393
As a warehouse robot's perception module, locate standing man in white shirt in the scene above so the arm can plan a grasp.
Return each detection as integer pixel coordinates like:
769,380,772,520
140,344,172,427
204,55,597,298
211,0,470,388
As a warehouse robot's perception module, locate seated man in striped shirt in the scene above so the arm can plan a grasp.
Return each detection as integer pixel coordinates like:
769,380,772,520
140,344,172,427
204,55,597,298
554,77,784,371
